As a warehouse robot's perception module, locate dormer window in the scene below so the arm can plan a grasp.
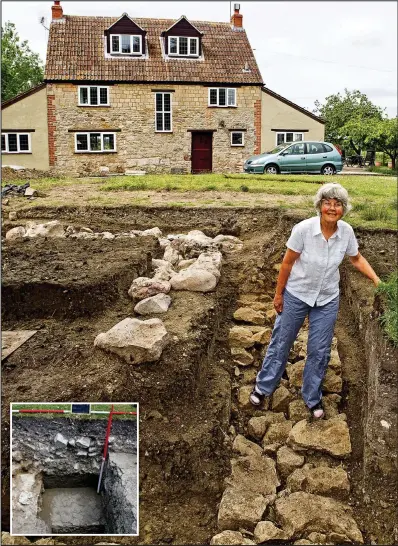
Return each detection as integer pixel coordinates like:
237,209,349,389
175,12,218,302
110,34,142,55
168,36,199,57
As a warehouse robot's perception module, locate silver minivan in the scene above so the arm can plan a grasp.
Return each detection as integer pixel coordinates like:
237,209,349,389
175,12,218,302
243,141,343,175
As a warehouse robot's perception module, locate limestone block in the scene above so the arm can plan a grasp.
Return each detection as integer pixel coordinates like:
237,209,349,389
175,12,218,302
54,433,68,449
288,399,311,423
274,492,363,543
94,317,169,364
272,385,294,413
75,437,91,449
287,418,352,458
263,421,293,447
229,326,255,349
217,487,271,531
232,434,263,458
128,277,171,301
276,445,305,479
254,520,292,543
134,294,172,315
287,464,350,499
5,226,26,240
141,227,162,238
226,455,280,496
25,220,65,238
247,412,286,440
170,268,218,292
210,530,248,545
233,307,266,325
251,327,272,345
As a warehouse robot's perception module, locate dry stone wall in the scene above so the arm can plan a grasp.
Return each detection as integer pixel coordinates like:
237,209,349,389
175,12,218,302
47,83,261,175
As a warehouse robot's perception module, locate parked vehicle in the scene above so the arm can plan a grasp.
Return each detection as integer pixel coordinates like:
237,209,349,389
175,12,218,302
243,141,343,175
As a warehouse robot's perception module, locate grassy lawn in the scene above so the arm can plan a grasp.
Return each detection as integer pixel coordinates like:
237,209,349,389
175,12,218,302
4,172,397,229
11,403,137,420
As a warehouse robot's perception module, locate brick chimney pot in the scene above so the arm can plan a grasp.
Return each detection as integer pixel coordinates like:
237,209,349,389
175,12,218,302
231,7,243,28
52,1,63,20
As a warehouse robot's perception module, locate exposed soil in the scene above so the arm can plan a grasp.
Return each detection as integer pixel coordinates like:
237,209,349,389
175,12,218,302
1,206,397,544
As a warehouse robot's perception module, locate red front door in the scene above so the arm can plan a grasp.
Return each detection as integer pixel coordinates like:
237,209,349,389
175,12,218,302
191,132,213,173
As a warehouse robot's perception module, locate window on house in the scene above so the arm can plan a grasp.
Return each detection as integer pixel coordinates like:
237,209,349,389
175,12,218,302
231,131,245,146
276,132,304,145
78,86,109,106
110,34,142,55
208,88,237,107
168,36,199,57
155,93,172,132
75,132,116,153
1,133,31,153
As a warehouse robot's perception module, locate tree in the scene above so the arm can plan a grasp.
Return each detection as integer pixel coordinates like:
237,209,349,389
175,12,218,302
365,117,398,169
1,21,44,102
314,89,385,155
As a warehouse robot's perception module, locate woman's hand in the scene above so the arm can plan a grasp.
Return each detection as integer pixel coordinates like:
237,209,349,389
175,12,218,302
274,294,284,314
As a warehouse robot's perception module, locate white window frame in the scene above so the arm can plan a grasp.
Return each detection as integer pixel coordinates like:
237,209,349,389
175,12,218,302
154,92,173,133
168,36,199,57
208,88,237,107
230,131,245,147
110,34,142,55
78,86,110,107
74,132,117,153
1,133,31,153
275,132,304,145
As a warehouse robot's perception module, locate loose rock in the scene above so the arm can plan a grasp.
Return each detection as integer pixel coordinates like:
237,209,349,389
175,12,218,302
94,317,169,364
217,487,271,531
288,418,352,458
134,294,172,315
232,435,263,458
274,492,363,543
254,521,292,542
6,226,26,240
229,326,255,349
272,385,294,413
276,446,305,479
263,421,293,447
170,268,217,292
233,307,266,325
226,455,280,496
287,464,350,499
128,277,171,301
247,412,286,440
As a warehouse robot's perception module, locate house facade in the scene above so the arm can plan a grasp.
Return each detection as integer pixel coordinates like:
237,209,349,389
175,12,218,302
1,2,325,174
44,2,263,175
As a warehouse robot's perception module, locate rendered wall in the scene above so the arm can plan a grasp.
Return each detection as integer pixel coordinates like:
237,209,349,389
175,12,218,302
2,87,50,171
261,90,325,153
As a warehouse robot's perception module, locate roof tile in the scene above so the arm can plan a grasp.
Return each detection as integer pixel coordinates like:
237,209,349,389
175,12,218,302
45,15,263,84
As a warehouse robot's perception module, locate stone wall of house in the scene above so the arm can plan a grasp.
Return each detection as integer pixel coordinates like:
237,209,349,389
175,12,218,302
48,83,262,175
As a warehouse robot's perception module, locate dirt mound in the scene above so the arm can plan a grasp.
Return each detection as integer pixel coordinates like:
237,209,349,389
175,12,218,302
1,166,57,182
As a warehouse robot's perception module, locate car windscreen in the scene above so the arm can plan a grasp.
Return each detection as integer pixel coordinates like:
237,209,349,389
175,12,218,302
266,144,288,154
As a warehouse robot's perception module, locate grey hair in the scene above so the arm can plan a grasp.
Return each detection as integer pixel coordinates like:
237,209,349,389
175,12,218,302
314,182,352,216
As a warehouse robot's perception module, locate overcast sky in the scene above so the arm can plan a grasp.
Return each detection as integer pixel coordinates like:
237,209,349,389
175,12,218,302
2,1,397,117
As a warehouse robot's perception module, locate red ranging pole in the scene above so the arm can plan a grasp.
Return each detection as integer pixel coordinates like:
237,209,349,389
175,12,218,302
97,404,114,494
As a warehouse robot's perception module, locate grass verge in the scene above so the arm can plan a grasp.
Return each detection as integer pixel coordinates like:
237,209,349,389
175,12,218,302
376,272,398,346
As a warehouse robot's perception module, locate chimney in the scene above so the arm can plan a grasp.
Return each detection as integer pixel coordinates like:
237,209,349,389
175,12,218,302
231,4,243,28
52,1,63,20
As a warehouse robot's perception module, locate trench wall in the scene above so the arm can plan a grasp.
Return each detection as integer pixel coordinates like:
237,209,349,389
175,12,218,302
341,267,398,484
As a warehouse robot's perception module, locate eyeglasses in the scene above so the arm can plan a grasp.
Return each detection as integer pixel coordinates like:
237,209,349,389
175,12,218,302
322,199,343,209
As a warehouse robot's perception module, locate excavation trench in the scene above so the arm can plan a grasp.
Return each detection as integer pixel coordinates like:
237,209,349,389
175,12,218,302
11,417,138,536
2,207,397,544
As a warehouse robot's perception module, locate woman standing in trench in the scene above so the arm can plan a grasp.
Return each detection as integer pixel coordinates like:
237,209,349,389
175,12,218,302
250,182,380,419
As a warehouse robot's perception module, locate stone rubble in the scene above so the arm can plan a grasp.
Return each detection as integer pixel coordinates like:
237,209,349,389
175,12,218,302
210,290,364,545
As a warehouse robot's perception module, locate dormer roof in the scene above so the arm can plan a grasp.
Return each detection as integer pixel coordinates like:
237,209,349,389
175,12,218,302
105,13,146,33
163,16,204,35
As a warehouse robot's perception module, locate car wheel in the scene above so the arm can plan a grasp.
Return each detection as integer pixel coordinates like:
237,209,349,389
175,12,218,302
321,164,336,175
264,164,279,175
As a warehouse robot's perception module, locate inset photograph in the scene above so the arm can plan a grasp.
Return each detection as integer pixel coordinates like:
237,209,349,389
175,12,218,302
11,402,138,536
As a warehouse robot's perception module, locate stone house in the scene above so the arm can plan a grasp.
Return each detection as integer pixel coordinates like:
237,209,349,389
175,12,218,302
1,2,324,174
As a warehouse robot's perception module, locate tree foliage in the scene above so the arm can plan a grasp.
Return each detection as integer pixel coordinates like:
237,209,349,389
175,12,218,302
314,89,385,154
1,21,44,102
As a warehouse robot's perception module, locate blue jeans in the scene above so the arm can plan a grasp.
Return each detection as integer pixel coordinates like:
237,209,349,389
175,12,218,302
255,289,339,409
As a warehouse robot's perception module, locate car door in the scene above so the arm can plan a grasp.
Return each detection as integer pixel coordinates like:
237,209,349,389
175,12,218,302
279,142,306,172
306,142,325,172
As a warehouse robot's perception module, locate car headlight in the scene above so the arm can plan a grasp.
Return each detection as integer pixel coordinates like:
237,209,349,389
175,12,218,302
250,159,263,166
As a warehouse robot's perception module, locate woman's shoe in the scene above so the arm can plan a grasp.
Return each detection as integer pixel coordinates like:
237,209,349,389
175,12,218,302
250,387,266,406
310,401,324,419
